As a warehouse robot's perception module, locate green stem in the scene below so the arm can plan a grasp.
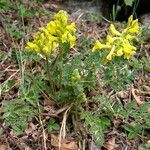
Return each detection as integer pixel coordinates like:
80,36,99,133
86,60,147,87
55,45,63,89
46,58,55,95
59,48,63,89
132,0,140,17
59,64,63,89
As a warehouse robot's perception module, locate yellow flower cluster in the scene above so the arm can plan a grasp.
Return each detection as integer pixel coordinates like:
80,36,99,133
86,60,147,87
92,15,140,62
26,10,76,58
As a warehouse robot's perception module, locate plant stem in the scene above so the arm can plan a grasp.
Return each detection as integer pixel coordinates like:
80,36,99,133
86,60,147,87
59,49,63,89
132,0,140,17
59,63,63,89
57,47,63,89
46,58,55,95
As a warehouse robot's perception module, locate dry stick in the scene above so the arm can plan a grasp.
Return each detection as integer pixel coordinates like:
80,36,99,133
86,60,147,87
1,70,19,87
38,102,47,150
0,122,24,150
5,79,20,93
58,104,72,150
82,139,86,150
90,135,94,150
41,106,69,118
33,78,57,103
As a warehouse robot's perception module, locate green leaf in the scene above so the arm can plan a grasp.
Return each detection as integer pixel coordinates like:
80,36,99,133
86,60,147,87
2,80,16,93
0,0,10,11
128,131,138,139
124,0,135,6
144,66,150,72
123,124,135,132
3,99,38,135
48,118,59,132
18,4,35,19
126,100,136,111
123,124,142,139
100,117,111,128
2,82,40,135
138,141,150,150
80,111,110,146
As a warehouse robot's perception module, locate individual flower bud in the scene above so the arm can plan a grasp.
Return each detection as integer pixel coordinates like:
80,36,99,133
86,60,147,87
116,49,123,56
106,35,115,44
128,15,133,26
106,46,115,60
72,69,81,81
128,21,140,34
109,24,121,36
92,40,110,52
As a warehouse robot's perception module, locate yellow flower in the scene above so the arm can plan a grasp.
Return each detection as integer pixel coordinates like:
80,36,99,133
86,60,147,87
128,19,140,34
106,35,115,44
92,40,110,52
61,31,76,48
66,22,76,32
45,10,76,48
109,24,121,36
106,46,115,60
46,21,57,34
125,34,135,40
25,29,59,57
68,33,76,48
126,15,140,35
54,10,68,26
93,15,140,63
25,10,76,58
123,50,135,59
116,49,123,56
128,15,133,26
122,39,136,59
26,42,40,53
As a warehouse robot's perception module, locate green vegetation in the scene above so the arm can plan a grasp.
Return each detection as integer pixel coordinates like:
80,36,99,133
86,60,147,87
0,0,149,149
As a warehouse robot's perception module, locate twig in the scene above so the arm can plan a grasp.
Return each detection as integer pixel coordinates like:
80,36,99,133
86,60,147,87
58,104,73,150
131,84,143,106
90,135,94,150
38,102,47,150
99,14,111,23
41,113,60,118
41,90,56,105
82,139,86,150
5,79,20,93
1,70,19,87
32,77,57,103
0,121,24,150
41,107,69,118
55,106,70,115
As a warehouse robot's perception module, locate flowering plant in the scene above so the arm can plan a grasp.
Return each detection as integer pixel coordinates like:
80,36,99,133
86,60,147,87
25,10,76,95
92,15,140,63
25,11,140,102
26,10,76,58
3,10,142,144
